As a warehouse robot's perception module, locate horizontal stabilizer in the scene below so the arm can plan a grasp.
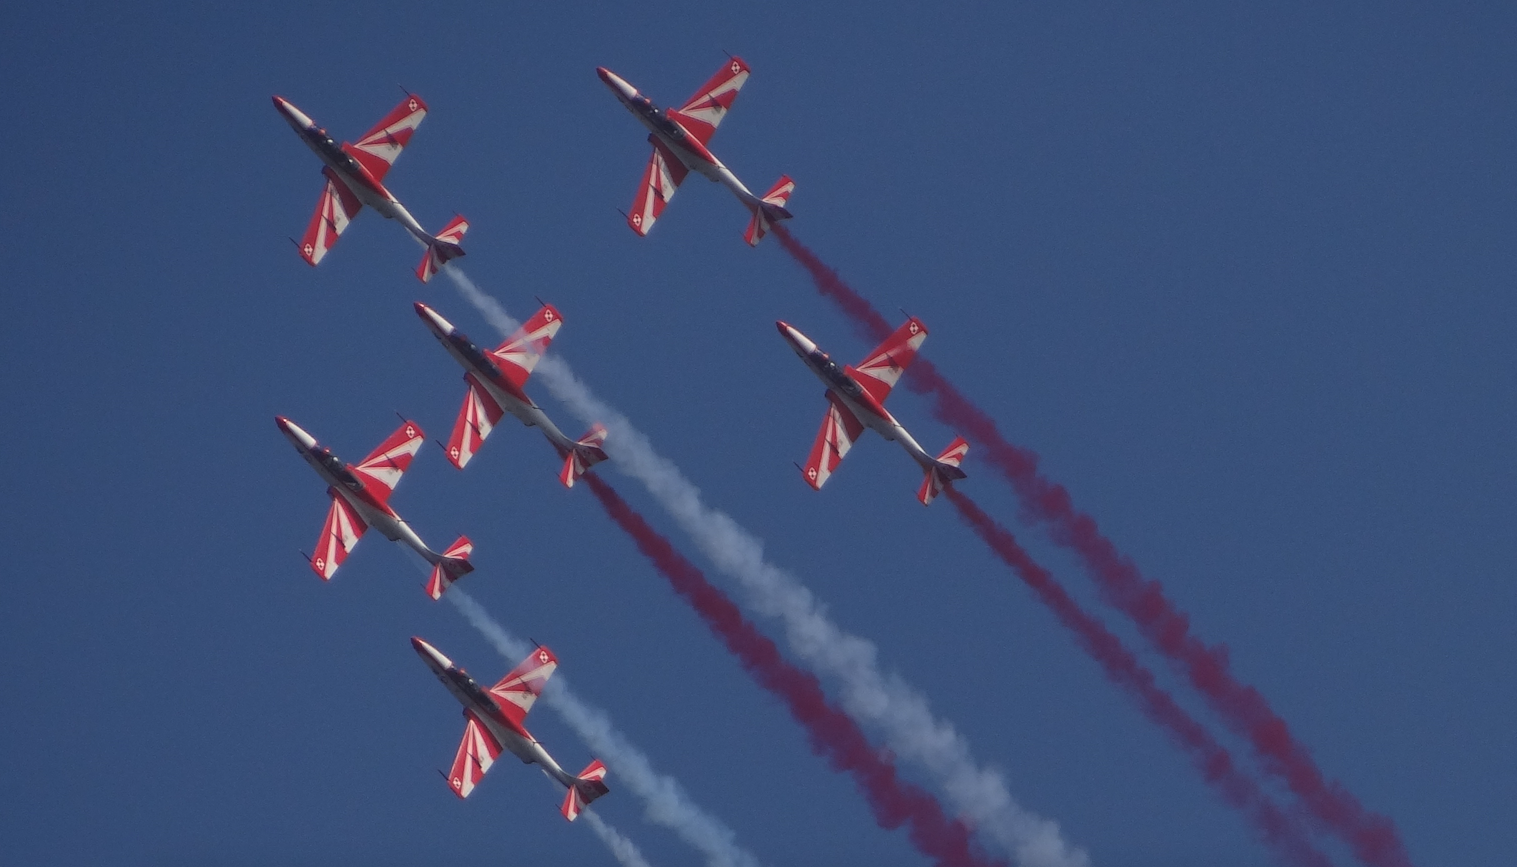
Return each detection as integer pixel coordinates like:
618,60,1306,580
417,215,469,283
918,436,970,506
744,175,796,246
560,759,609,821
559,424,609,488
425,536,475,600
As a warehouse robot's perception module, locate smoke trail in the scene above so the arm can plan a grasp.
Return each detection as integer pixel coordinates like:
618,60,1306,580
447,589,764,867
771,225,1413,867
582,811,657,867
444,267,1089,867
584,474,1000,867
944,488,1332,867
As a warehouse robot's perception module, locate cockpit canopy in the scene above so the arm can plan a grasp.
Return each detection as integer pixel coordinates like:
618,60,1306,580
316,448,364,491
452,333,502,378
817,355,863,397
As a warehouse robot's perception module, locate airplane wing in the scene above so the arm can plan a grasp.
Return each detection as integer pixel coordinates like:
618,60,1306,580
350,419,426,502
848,317,929,405
487,645,558,728
490,304,565,391
311,495,367,580
298,168,362,266
445,374,505,470
803,392,866,491
666,56,751,146
346,94,428,183
446,711,504,799
628,137,689,236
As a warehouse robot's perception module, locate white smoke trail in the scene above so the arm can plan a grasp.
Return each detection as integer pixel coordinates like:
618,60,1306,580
581,810,657,867
447,589,763,867
444,268,1090,867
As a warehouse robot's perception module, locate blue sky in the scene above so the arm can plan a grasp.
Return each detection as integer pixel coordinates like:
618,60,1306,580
2,2,1513,865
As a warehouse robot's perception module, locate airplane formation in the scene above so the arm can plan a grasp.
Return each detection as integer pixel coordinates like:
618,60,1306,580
272,57,963,827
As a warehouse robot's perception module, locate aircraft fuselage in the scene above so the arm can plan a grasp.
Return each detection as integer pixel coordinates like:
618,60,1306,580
781,325,941,471
597,68,761,205
413,639,579,787
273,96,433,243
415,304,580,455
275,417,443,562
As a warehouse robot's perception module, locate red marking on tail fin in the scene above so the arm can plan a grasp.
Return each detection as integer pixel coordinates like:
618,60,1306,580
744,175,795,246
417,215,469,282
561,759,609,821
425,536,474,600
918,436,970,506
560,424,609,488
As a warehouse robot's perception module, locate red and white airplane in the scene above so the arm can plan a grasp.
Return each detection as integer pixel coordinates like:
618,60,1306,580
597,58,795,245
275,416,474,599
415,301,609,486
412,636,609,820
273,94,468,282
778,318,970,505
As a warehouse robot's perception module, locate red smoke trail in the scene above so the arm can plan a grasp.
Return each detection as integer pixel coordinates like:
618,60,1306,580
584,475,1001,867
944,488,1332,867
773,224,1412,867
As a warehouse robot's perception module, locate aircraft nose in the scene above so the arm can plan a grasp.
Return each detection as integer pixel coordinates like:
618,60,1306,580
413,301,454,335
595,67,637,101
411,636,454,671
272,95,316,130
275,416,317,450
776,321,817,355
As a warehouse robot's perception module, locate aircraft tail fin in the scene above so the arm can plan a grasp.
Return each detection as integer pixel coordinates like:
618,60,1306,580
559,424,610,488
417,215,470,283
425,536,475,600
560,759,609,821
918,437,970,506
743,175,795,246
